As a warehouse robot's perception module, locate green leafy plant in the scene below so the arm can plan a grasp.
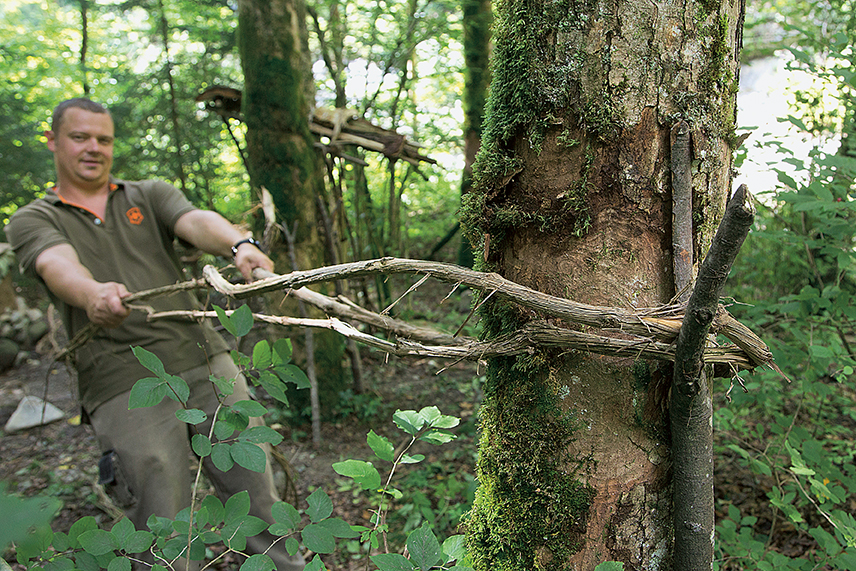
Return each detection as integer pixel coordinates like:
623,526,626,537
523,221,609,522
717,24,856,565
6,306,472,571
333,406,472,571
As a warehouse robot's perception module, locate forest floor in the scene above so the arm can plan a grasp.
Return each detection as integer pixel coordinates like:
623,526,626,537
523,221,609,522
0,276,847,570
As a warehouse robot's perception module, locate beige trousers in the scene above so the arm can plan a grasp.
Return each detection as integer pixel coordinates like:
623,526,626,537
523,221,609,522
89,352,304,571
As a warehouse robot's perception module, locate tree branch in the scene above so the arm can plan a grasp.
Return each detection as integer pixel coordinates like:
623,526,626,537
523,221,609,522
671,184,756,571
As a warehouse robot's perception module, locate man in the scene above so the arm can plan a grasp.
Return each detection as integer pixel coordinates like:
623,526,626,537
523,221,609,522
6,98,304,571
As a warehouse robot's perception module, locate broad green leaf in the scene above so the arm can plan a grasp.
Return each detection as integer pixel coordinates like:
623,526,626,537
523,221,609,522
240,554,275,571
131,346,166,377
418,430,456,445
214,419,237,440
74,551,100,571
442,535,468,564
369,553,415,571
367,430,395,462
594,563,625,571
233,516,269,538
258,372,289,404
52,531,70,552
43,555,75,571
274,364,310,389
191,434,212,457
124,531,154,554
393,410,423,435
210,374,235,396
0,485,61,551
301,524,335,554
109,518,134,549
304,554,327,571
272,338,293,364
331,459,382,490
106,555,131,571
271,501,301,532
211,443,235,472
809,527,840,556
232,400,269,418
230,441,267,472
164,375,190,404
176,408,207,425
215,306,237,337
224,491,251,523
320,518,360,539
285,536,300,556
78,529,119,556
68,516,99,546
407,523,442,571
200,495,225,525
252,341,272,370
231,304,255,337
239,426,284,446
219,406,250,431
128,378,168,409
306,488,334,523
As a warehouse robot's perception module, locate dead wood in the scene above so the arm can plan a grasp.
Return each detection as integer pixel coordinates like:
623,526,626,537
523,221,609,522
194,257,773,371
55,255,775,376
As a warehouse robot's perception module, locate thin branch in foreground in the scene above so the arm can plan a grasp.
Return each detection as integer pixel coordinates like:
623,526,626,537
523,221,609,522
382,273,430,315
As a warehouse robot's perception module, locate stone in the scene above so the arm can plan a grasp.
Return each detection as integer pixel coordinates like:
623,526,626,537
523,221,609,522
0,338,18,372
4,396,65,433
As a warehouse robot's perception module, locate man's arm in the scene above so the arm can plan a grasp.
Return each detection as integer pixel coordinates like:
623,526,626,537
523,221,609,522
34,244,131,328
174,209,274,281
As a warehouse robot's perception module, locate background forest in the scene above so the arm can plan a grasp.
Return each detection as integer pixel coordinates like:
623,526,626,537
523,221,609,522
0,0,855,570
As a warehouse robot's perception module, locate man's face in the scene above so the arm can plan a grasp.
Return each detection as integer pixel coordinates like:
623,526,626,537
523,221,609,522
46,107,115,191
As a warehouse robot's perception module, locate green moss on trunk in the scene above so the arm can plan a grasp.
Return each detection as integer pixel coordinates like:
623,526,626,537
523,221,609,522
465,303,595,570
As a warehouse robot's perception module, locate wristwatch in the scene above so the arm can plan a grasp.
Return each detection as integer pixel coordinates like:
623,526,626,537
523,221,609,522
231,237,262,258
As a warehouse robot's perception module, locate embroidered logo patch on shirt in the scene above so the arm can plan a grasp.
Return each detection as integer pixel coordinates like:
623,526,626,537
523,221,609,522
126,207,144,225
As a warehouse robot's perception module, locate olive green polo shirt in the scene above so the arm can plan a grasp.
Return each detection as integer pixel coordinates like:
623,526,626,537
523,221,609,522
5,178,229,412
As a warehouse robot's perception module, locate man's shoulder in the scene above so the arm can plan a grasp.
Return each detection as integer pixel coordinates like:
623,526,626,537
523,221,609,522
8,194,60,222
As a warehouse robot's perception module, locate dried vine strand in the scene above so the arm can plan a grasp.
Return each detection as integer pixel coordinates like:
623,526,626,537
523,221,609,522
206,259,773,368
140,309,756,369
52,258,776,375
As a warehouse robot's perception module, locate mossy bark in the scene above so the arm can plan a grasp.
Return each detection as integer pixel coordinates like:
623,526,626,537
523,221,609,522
462,0,744,568
458,0,493,268
237,0,345,408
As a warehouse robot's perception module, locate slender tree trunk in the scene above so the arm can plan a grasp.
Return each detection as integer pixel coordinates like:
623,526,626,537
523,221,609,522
458,0,492,268
238,0,345,414
79,0,89,95
156,0,187,193
462,0,745,568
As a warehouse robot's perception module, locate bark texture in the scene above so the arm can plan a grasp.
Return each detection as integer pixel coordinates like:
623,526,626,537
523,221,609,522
238,0,345,407
671,185,754,571
461,0,745,568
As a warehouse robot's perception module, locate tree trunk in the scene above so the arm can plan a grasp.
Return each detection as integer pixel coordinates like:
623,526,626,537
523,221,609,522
458,0,492,268
155,0,187,193
462,0,745,568
79,0,89,95
238,0,345,416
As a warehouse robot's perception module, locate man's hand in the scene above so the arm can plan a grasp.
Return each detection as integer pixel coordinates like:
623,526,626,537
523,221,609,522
233,242,274,282
85,282,131,328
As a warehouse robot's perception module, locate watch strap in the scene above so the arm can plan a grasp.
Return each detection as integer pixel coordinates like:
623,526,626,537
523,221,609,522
230,237,261,257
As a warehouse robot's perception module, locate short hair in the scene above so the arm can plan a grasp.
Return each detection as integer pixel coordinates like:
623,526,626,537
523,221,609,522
51,98,111,133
